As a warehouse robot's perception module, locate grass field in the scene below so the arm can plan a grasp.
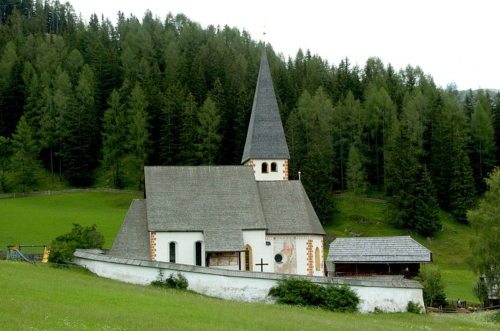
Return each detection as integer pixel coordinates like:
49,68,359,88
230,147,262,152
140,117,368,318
0,261,497,331
0,192,141,249
326,195,478,303
0,191,479,303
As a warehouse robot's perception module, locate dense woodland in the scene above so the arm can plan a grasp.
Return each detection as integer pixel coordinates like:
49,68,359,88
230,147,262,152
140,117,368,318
1,1,500,236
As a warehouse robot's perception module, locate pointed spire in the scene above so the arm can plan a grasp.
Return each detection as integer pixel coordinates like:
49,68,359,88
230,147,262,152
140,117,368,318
241,46,290,164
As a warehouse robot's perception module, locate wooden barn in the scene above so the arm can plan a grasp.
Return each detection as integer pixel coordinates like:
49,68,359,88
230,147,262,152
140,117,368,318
326,236,432,278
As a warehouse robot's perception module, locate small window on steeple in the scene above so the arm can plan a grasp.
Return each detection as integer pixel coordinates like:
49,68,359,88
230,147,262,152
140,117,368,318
271,162,277,172
262,162,269,173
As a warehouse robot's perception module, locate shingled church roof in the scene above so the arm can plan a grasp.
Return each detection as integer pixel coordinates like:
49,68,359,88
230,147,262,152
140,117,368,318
122,166,325,253
241,47,290,163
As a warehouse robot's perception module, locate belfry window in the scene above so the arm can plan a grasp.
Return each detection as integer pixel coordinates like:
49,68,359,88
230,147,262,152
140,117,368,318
271,162,277,172
169,242,176,263
261,162,269,173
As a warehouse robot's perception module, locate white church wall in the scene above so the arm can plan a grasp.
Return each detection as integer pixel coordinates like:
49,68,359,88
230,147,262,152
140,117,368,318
155,232,205,266
247,159,287,181
74,250,424,313
243,230,273,272
268,235,324,276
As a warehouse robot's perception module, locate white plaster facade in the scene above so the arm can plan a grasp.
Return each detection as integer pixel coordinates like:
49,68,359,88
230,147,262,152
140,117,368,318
155,232,205,266
74,250,425,313
246,159,287,181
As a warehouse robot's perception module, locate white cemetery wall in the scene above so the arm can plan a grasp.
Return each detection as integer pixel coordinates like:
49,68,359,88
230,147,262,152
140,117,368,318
74,250,424,313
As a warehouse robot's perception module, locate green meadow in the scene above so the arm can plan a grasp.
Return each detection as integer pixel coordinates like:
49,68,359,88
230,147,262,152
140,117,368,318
0,261,496,331
0,191,479,304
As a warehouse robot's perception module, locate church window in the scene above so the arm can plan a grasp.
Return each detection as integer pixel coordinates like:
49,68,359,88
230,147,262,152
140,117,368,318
169,242,176,263
315,247,320,271
271,162,277,172
261,162,269,173
245,245,253,271
195,241,203,266
274,253,283,263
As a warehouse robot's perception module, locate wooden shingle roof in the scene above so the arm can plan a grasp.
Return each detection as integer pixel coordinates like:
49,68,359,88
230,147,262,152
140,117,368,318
327,236,432,263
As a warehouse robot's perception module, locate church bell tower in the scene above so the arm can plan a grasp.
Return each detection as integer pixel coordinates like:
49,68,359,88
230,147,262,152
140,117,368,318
241,46,290,181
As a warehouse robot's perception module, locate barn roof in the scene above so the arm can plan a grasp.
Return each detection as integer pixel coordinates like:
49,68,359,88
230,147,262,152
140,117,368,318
327,236,431,263
109,199,150,260
241,47,289,163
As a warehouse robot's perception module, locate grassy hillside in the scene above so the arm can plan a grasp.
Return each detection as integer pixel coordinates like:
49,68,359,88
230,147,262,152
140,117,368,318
0,261,496,330
0,192,141,249
325,195,478,302
0,191,478,303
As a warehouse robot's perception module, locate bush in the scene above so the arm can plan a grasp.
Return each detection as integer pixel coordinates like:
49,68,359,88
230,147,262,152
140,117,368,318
151,270,188,290
268,278,359,312
416,266,447,307
406,301,423,314
49,224,104,264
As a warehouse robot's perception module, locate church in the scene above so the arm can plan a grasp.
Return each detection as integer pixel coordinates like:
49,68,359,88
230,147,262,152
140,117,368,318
109,47,326,277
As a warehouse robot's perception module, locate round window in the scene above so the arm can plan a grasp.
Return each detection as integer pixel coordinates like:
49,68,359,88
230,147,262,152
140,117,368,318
274,253,283,263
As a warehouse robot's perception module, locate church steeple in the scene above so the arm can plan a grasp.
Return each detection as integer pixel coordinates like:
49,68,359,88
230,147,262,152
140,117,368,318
242,46,290,181
242,47,290,163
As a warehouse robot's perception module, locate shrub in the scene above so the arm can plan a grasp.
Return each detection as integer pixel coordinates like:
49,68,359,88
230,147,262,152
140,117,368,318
406,301,423,314
472,277,489,307
49,224,104,264
416,266,447,307
322,284,359,312
268,278,359,312
151,270,188,290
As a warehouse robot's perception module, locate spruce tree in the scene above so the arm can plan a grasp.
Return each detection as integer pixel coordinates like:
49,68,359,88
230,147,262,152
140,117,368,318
470,91,496,193
346,143,367,196
196,96,221,165
11,116,39,192
61,65,98,186
179,93,198,164
493,92,500,163
126,83,150,189
0,136,12,192
413,167,441,236
102,90,127,188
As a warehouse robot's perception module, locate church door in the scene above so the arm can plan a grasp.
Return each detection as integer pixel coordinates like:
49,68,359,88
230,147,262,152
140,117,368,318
195,241,202,266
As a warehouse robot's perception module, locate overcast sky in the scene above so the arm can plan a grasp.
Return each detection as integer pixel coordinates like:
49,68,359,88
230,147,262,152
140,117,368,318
69,0,500,91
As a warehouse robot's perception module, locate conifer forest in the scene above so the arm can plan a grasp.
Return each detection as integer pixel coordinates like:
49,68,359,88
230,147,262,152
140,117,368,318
1,1,500,236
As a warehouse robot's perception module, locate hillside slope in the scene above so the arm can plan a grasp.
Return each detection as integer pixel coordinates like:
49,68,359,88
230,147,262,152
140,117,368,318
325,195,477,302
0,261,496,330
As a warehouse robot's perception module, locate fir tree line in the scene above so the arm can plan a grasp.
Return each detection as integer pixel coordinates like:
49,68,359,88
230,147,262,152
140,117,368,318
1,0,499,236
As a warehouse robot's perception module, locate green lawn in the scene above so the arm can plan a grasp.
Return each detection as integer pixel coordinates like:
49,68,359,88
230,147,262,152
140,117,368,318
325,195,479,303
0,192,141,249
0,261,496,330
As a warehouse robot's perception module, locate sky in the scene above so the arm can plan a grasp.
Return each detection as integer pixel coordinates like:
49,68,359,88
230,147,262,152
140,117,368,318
68,0,500,91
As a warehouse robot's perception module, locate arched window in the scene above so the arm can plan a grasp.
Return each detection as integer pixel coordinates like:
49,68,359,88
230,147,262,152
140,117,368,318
195,241,203,266
315,247,321,271
245,245,253,271
169,242,176,263
271,162,277,172
261,162,268,173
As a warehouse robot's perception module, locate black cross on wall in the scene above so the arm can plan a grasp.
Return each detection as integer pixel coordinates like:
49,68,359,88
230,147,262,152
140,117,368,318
255,258,268,272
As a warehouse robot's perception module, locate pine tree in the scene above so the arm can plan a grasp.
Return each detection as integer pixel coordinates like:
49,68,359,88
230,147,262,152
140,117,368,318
346,144,367,196
126,83,150,189
60,65,98,186
493,92,500,163
11,116,39,192
0,136,12,192
179,93,199,164
102,90,127,188
413,167,441,236
470,91,496,192
196,96,221,164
